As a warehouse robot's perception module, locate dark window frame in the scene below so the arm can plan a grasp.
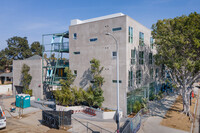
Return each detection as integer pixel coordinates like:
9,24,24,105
139,51,144,65
90,38,98,42
74,52,80,54
112,27,122,31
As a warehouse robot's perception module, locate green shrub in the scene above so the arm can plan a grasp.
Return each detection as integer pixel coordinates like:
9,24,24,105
133,101,141,113
24,89,32,96
149,94,156,101
141,98,147,109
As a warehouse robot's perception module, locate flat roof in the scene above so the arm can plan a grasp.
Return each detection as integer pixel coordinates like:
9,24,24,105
0,72,13,78
71,13,125,26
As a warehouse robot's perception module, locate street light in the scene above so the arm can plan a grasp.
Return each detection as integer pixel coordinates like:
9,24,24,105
105,33,120,132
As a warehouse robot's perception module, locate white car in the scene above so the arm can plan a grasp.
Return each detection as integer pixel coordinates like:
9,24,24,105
0,106,6,129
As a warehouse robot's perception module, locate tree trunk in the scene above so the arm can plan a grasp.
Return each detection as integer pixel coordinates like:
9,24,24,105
182,87,190,116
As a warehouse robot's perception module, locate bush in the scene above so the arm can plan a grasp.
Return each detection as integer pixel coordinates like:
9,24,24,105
133,101,141,113
24,89,32,96
141,98,147,108
149,94,156,101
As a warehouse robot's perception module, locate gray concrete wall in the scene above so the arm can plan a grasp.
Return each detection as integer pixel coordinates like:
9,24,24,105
69,14,160,116
13,59,43,99
69,16,127,115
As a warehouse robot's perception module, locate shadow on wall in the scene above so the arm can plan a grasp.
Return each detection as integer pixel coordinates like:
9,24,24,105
79,68,92,89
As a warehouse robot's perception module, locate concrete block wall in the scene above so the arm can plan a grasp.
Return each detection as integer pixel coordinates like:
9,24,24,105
13,59,43,99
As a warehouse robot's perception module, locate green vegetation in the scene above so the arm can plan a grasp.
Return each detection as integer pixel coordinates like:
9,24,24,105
149,94,156,101
54,58,104,108
0,36,43,71
132,98,147,113
152,12,200,115
89,58,104,107
21,64,32,96
133,101,141,113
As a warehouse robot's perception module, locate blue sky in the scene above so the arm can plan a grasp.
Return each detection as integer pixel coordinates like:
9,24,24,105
0,0,199,50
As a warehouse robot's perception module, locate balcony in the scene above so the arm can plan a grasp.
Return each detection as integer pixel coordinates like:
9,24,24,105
53,42,69,52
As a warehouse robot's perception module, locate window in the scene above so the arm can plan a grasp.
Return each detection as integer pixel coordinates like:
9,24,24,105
139,51,144,65
136,70,142,84
74,52,80,54
74,70,77,76
128,26,133,43
112,80,122,83
73,33,77,40
139,32,144,46
156,68,159,78
112,51,117,58
150,37,153,49
131,49,136,65
112,27,122,31
128,70,133,87
90,38,98,42
150,68,154,80
149,53,153,64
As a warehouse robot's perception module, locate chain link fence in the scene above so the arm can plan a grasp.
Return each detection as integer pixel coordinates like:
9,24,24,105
42,110,72,129
120,108,150,133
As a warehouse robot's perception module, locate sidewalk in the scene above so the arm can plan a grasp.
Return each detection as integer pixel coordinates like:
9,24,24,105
138,93,188,133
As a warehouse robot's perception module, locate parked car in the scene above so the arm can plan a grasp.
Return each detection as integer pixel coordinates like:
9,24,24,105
0,106,6,129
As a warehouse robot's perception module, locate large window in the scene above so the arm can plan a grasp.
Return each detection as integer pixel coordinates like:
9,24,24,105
139,32,144,46
136,70,142,84
128,70,133,87
156,68,159,78
150,37,153,49
131,49,136,65
149,53,153,64
150,68,154,80
139,51,144,65
128,26,133,43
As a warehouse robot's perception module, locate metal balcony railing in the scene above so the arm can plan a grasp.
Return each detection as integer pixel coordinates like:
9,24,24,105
53,42,69,52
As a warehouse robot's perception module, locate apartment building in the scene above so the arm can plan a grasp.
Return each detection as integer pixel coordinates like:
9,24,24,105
68,13,160,116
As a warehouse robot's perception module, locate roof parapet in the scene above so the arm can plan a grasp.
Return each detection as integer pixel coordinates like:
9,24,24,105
70,13,125,26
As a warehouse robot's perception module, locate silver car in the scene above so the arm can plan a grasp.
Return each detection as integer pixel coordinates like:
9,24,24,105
0,106,6,129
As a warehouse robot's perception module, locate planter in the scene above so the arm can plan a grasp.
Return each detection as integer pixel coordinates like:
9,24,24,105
56,105,123,119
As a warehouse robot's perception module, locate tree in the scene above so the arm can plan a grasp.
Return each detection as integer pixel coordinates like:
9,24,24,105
72,87,85,105
21,64,32,95
31,41,43,56
54,67,79,106
0,36,43,71
60,67,75,88
5,36,32,60
0,50,10,70
152,12,200,116
90,58,105,107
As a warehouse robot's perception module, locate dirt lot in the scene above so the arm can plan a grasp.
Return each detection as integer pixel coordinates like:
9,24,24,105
0,97,118,133
160,94,197,131
0,97,70,133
